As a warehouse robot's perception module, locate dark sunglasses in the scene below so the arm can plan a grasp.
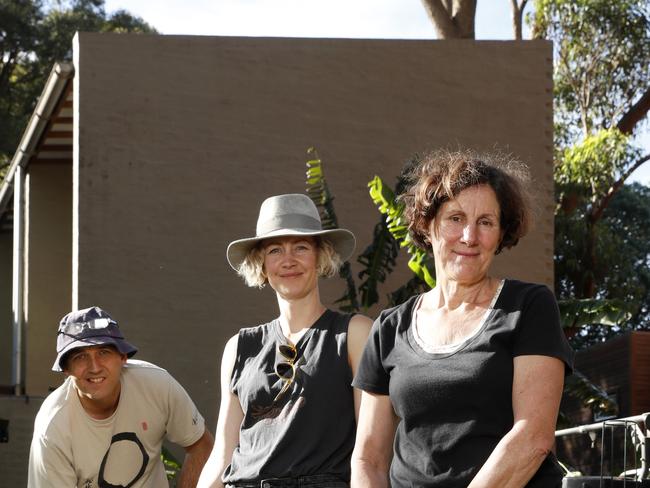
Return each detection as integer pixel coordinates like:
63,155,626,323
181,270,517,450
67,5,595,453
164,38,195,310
274,343,297,402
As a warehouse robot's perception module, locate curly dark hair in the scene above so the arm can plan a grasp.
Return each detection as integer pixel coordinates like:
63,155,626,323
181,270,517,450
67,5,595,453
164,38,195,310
401,149,532,255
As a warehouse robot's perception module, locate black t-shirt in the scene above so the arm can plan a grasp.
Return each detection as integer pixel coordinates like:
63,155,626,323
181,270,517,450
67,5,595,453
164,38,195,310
352,279,574,488
223,309,356,483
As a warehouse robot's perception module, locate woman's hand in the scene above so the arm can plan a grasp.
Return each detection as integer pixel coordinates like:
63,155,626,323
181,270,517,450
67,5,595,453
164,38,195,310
351,391,397,488
468,355,565,488
197,335,244,488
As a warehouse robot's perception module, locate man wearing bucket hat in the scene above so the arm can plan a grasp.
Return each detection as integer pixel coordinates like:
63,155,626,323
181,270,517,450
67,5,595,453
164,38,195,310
28,306,214,488
198,194,373,488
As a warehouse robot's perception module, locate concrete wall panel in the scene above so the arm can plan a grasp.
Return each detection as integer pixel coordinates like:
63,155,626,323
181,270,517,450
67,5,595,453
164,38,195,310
0,395,45,486
24,163,72,395
74,33,554,428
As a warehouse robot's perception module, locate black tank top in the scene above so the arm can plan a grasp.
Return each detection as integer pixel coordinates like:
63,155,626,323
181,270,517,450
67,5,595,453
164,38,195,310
223,309,356,483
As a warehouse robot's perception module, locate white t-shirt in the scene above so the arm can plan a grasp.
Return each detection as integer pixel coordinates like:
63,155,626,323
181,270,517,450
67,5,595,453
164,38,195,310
28,360,205,488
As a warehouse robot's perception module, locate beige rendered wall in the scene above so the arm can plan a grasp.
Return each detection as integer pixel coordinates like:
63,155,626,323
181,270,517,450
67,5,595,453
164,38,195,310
0,395,45,487
24,162,72,395
0,230,12,386
73,33,553,429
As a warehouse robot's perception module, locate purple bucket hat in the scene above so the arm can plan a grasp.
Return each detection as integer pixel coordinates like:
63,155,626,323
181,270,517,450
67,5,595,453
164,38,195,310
52,306,138,372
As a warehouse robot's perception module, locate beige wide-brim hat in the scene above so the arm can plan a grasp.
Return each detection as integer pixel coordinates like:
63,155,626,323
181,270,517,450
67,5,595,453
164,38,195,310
226,193,356,271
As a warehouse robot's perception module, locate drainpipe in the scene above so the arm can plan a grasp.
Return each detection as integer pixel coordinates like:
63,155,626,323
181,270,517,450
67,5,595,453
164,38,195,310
0,62,74,216
11,166,25,396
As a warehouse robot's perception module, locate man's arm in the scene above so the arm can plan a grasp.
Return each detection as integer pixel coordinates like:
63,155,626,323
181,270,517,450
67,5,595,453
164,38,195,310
176,428,215,488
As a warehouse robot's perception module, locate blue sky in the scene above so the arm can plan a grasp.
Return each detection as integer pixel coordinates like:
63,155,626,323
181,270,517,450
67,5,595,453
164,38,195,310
102,0,650,185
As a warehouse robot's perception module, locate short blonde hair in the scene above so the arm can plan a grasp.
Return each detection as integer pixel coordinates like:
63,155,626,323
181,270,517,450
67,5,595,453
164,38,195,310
236,236,343,288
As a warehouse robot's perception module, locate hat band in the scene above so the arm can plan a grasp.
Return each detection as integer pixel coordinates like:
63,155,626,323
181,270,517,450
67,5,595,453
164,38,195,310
256,214,322,236
56,331,125,353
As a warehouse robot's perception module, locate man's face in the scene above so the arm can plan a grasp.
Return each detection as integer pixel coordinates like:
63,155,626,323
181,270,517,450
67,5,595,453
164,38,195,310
64,345,127,418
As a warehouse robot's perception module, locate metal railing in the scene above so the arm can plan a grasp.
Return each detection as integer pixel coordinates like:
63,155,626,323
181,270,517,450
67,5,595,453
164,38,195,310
555,412,649,486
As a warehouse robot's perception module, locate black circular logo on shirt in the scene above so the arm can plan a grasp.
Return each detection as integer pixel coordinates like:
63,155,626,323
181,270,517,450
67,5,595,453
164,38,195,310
98,432,149,488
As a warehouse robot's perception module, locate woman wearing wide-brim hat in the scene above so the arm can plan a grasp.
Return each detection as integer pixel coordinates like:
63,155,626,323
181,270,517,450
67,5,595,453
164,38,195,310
198,193,372,488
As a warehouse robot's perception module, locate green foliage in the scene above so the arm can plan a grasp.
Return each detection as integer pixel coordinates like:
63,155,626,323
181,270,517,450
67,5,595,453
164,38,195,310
357,155,431,309
356,219,399,309
559,298,633,330
532,0,650,141
532,0,650,350
367,175,435,289
556,129,639,201
101,9,158,33
0,155,8,179
305,147,339,230
304,150,433,311
0,0,42,160
562,184,650,349
556,183,650,348
561,371,618,424
387,275,430,309
161,446,182,483
305,148,359,312
0,0,156,166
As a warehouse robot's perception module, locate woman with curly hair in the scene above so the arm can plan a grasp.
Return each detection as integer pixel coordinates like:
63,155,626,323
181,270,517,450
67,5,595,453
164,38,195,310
351,150,573,488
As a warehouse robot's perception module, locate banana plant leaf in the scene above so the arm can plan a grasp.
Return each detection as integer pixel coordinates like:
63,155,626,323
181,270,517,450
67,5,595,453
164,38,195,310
558,298,634,330
368,175,436,289
388,276,431,308
561,369,618,425
305,147,359,311
357,219,400,309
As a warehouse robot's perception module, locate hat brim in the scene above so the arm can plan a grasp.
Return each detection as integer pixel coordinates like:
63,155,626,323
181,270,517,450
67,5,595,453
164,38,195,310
227,227,356,271
52,336,138,372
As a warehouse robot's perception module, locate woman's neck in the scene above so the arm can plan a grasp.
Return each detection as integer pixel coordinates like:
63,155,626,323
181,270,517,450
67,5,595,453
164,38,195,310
430,276,498,311
276,290,326,337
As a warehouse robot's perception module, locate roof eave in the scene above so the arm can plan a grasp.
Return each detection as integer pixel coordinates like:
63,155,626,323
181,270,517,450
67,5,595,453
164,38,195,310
0,61,75,216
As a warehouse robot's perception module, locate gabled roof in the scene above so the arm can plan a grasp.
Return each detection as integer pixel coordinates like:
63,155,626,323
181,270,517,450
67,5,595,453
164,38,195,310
0,62,75,231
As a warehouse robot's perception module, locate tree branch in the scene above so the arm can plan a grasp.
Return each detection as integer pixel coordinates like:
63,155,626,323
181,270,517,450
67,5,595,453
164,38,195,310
616,87,650,135
420,0,476,39
510,0,528,40
421,0,457,38
454,0,477,39
591,153,650,223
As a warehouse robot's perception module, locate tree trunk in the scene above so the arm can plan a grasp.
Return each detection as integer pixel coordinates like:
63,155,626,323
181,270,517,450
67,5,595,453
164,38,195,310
582,219,597,299
421,0,477,39
510,0,528,40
